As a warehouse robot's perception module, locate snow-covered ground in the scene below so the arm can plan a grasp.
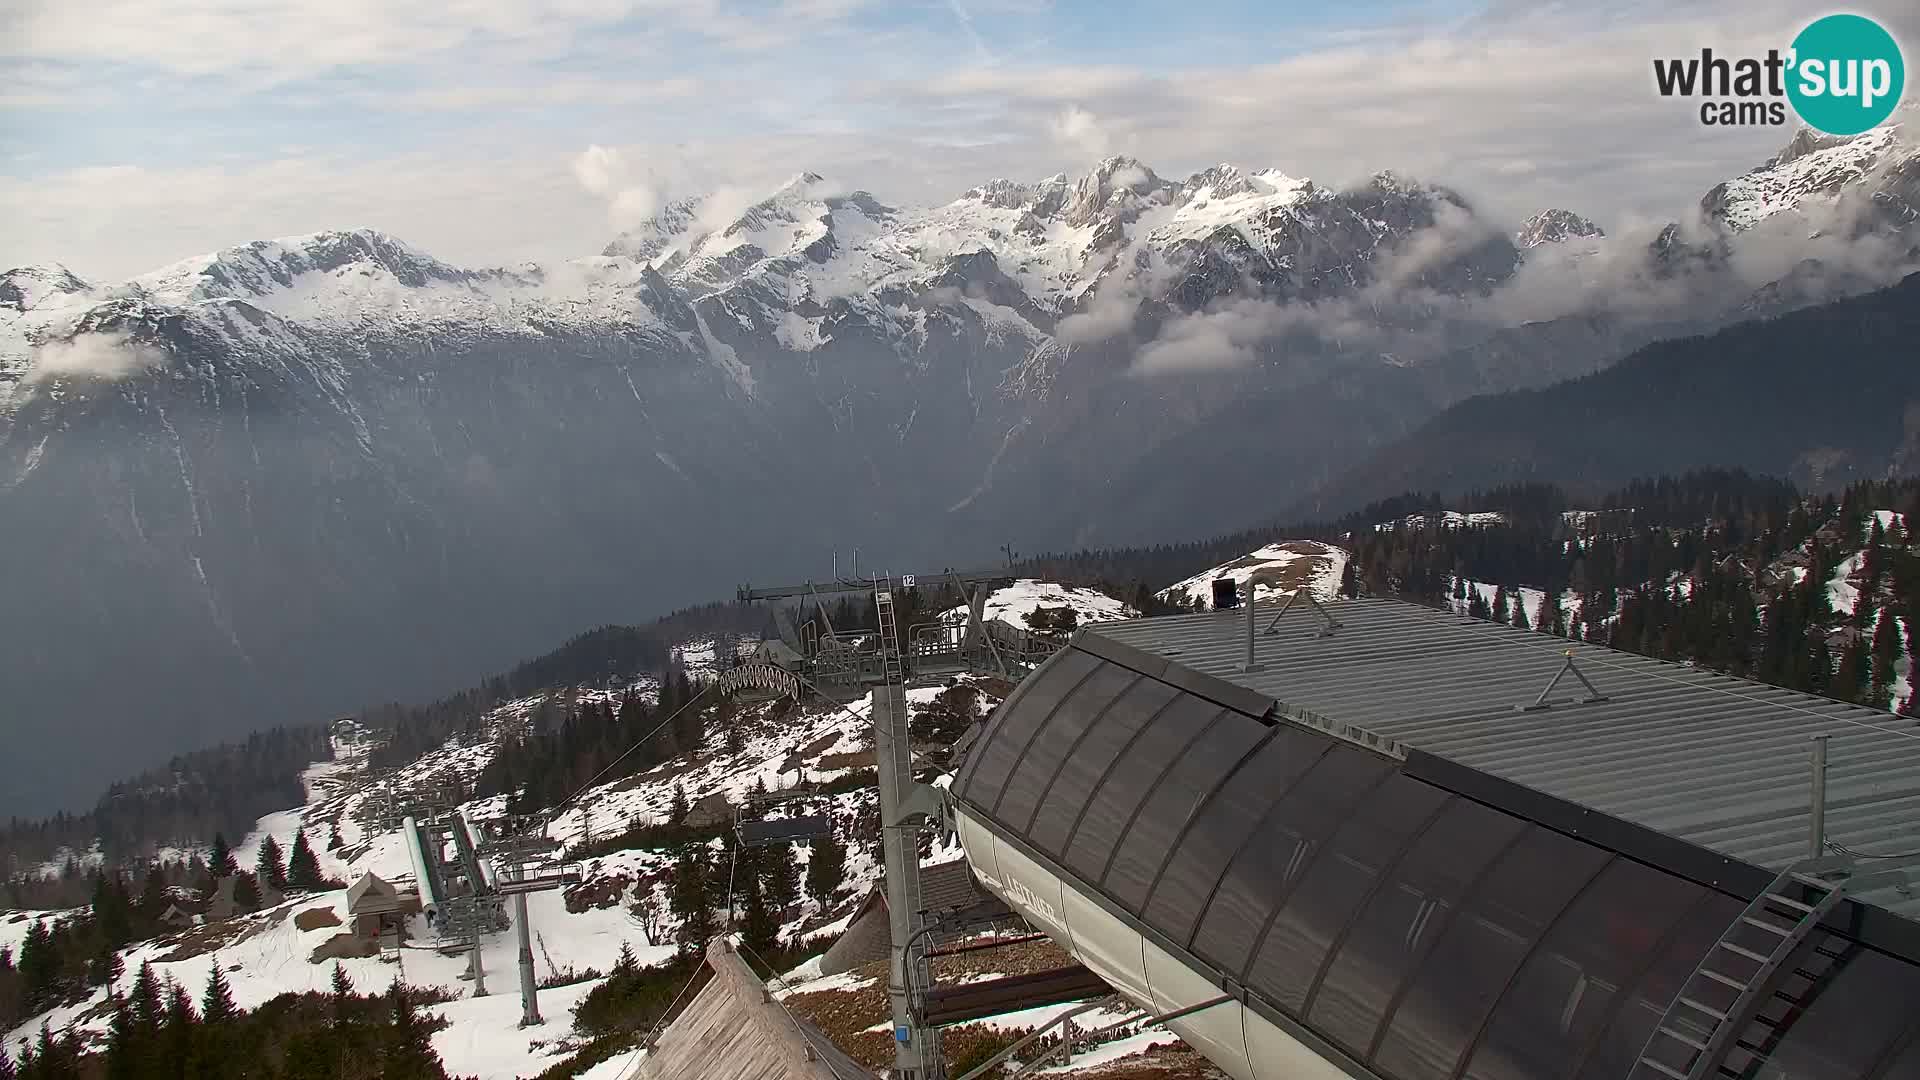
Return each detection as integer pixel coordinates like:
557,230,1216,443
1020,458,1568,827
939,579,1137,631
1159,541,1349,608
1447,579,1578,627
0,909,80,958
1375,510,1509,530
2,644,1014,1074
2,874,660,1074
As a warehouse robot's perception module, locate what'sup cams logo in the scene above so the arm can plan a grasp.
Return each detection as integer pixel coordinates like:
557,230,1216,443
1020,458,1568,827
1654,14,1905,135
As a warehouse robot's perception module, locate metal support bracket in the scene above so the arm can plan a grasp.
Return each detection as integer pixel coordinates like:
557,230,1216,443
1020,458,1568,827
1523,650,1609,711
890,782,948,829
1261,589,1343,638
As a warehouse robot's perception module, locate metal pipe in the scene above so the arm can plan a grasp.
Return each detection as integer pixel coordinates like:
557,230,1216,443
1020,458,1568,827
515,889,541,1025
951,1002,1105,1080
469,923,488,997
1241,592,1263,672
1007,994,1235,1079
1809,734,1830,859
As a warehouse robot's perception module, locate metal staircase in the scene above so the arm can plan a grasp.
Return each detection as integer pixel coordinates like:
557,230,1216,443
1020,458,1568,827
1633,856,1884,1080
875,578,904,686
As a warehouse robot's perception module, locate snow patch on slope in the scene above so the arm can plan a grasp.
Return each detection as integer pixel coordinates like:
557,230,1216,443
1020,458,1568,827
1710,126,1907,231
938,579,1137,631
1159,541,1349,607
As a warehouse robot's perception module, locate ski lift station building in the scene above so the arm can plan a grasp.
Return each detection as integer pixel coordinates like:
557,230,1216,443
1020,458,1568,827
949,598,1920,1080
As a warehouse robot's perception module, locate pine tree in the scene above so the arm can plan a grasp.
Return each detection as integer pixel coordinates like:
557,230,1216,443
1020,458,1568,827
162,979,197,1075
105,991,137,1080
137,866,168,917
19,921,58,1012
130,961,164,1033
805,829,846,908
93,873,132,949
207,834,238,880
32,1025,66,1080
740,877,778,957
1809,636,1834,696
1835,635,1871,702
1873,606,1903,704
668,784,690,828
383,982,443,1080
287,831,324,890
327,824,343,851
255,836,287,891
0,1041,13,1080
1510,593,1531,630
1338,560,1359,599
764,843,800,919
200,960,236,1024
233,873,261,912
1491,585,1510,624
187,853,213,900
612,943,637,976
668,850,712,956
1466,590,1491,620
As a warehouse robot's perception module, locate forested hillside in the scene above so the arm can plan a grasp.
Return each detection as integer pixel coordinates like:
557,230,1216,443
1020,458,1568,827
0,728,328,894
14,465,1918,910
1294,272,1920,518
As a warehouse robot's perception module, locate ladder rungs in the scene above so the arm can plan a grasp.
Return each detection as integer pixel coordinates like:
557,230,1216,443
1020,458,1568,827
1717,941,1770,963
1639,1058,1689,1079
1762,892,1816,914
1698,969,1749,991
1788,872,1838,889
1678,996,1730,1021
1657,1025,1710,1051
1741,916,1793,935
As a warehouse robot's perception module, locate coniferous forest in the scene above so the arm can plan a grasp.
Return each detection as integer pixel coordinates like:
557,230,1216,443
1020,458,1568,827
12,468,1920,906
2,959,466,1080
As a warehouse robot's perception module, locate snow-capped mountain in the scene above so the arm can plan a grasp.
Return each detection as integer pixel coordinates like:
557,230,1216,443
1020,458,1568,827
1515,209,1604,249
5,132,1918,816
1702,125,1915,232
0,265,91,312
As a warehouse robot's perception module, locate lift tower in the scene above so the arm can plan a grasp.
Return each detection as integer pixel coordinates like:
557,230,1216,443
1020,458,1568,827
738,567,1060,1080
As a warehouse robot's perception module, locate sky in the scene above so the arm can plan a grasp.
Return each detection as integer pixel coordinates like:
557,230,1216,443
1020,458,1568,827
2,0,1917,281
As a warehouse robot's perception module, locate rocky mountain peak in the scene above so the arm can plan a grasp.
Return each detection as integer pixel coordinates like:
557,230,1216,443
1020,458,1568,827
1182,163,1258,200
0,264,92,312
1702,125,1907,231
603,197,703,261
1516,209,1605,249
1063,155,1171,227
133,227,471,304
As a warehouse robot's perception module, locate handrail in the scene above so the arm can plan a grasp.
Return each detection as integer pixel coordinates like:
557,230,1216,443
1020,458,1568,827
1005,994,1235,1079
951,1002,1107,1080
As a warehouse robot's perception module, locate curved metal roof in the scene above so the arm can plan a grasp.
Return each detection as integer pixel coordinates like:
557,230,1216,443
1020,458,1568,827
952,607,1920,1080
1086,599,1920,925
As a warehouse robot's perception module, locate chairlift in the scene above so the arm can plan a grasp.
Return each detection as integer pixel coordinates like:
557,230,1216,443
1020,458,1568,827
737,815,833,847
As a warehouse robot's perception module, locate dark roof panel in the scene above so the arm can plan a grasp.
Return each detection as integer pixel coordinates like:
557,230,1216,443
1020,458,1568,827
1088,599,1920,923
949,601,1920,1080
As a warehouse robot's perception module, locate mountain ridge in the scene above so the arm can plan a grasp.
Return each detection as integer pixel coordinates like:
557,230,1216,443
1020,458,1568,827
4,126,1918,815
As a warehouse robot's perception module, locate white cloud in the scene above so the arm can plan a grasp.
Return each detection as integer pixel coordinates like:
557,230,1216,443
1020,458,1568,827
25,330,165,383
571,145,666,230
1050,105,1109,159
7,0,1920,282
1133,298,1291,374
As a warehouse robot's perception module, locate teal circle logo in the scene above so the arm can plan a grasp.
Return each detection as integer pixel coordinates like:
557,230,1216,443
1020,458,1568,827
1787,14,1905,136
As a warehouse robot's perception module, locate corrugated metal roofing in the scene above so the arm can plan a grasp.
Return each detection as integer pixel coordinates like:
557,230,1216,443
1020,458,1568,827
1089,598,1920,922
